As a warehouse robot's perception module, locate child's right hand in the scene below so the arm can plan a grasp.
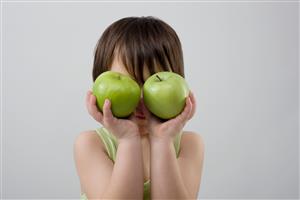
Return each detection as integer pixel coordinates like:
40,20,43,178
85,90,140,140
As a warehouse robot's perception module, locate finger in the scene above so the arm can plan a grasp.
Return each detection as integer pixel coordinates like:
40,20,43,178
102,99,114,125
176,96,193,123
89,93,104,123
85,91,94,115
165,97,192,130
128,113,138,124
188,91,197,120
85,90,92,109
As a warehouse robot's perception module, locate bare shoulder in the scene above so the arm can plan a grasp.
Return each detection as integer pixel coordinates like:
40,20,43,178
73,130,112,195
179,131,205,158
73,130,105,152
182,131,205,147
178,131,205,198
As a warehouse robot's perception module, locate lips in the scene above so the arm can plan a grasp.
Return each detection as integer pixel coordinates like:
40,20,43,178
135,112,146,119
135,99,146,119
135,109,146,119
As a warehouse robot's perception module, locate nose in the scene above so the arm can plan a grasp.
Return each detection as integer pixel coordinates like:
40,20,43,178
135,88,144,112
137,98,144,110
136,96,146,113
140,88,143,98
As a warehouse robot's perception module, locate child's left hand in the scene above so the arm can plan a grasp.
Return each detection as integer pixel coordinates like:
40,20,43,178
144,91,197,142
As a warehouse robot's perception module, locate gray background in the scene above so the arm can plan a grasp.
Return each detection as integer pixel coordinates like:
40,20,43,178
2,1,299,199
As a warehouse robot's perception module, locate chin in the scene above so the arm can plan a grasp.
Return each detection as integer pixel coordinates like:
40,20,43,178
138,126,148,135
137,118,147,124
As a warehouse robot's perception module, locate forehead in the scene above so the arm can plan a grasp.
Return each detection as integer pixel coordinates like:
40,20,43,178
110,54,130,75
111,64,130,76
110,56,151,84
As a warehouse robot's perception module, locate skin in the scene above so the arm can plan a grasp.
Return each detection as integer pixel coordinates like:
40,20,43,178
73,56,205,199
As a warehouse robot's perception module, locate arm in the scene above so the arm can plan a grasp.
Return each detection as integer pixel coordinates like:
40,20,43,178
150,132,205,199
150,137,189,199
103,136,144,198
144,90,204,199
74,132,144,199
74,92,144,199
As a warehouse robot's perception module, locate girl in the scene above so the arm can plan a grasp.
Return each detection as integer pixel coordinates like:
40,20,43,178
74,16,205,200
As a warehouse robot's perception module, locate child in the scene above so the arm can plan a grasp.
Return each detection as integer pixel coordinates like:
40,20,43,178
74,16,205,200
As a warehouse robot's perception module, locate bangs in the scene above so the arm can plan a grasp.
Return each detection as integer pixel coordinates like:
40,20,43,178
115,42,173,85
93,16,184,83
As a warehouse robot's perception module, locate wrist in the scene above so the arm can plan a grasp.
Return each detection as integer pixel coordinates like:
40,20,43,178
150,136,175,156
118,134,141,143
150,134,174,146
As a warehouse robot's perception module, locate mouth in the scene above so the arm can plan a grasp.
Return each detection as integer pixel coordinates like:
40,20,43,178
135,99,146,119
135,110,146,119
135,113,146,120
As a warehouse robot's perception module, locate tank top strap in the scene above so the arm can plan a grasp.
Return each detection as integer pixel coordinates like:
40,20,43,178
95,127,118,162
173,131,182,158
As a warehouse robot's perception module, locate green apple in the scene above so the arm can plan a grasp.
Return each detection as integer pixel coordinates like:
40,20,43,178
143,71,189,119
92,71,141,118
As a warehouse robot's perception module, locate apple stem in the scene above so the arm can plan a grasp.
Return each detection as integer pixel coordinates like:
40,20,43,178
156,75,162,81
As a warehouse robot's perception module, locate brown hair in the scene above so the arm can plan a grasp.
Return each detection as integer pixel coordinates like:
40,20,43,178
92,16,184,84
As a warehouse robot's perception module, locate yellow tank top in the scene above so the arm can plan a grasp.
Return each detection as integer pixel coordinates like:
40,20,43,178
80,127,182,200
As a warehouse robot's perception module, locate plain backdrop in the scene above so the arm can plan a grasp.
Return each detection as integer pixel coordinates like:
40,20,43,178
2,1,299,199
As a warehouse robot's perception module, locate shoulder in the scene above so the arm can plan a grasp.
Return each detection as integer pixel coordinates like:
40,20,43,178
73,130,106,154
73,130,112,195
178,131,205,198
179,131,205,158
182,131,205,148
